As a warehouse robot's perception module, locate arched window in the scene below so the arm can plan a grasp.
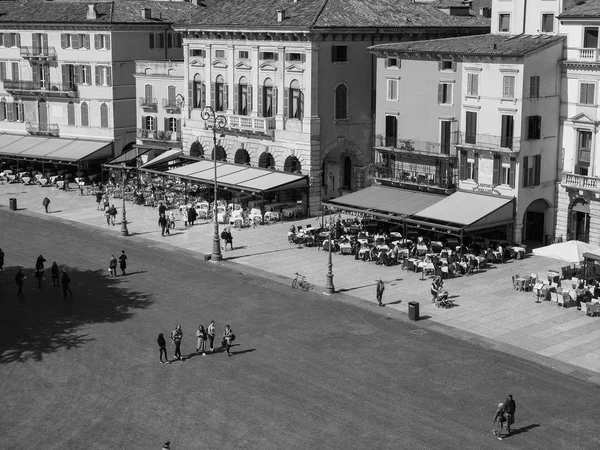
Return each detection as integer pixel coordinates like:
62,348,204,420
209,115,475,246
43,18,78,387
335,84,348,120
236,76,250,116
190,141,204,158
284,155,301,173
192,74,205,109
100,103,108,128
288,79,303,120
261,78,275,117
215,75,225,112
234,148,250,165
211,145,227,161
167,85,176,102
81,102,89,127
67,101,75,126
259,152,275,169
144,84,153,102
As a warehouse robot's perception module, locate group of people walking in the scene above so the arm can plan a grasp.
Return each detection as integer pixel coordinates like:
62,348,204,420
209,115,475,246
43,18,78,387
109,251,128,276
13,254,72,298
157,321,236,363
493,394,516,440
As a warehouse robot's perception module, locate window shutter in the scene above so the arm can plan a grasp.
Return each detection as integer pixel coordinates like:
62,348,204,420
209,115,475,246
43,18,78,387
42,34,48,49
299,90,304,120
247,85,252,113
284,88,289,118
509,157,516,188
94,35,100,50
534,154,541,186
167,33,173,49
6,103,13,121
149,33,154,49
15,34,20,47
273,87,278,115
473,153,479,183
0,103,5,121
32,64,39,85
82,34,90,49
0,35,3,46
257,85,263,117
493,155,500,186
158,33,164,49
522,156,529,187
0,62,5,81
72,34,80,49
211,82,215,107
142,115,146,129
164,117,169,132
176,119,180,133
330,47,335,62
107,67,112,86
61,34,68,49
460,150,467,180
176,34,182,48
437,84,443,103
4,33,11,47
188,81,193,108
95,66,101,85
105,35,111,50
223,83,228,109
61,64,68,85
12,62,18,81
233,83,238,114
76,65,82,84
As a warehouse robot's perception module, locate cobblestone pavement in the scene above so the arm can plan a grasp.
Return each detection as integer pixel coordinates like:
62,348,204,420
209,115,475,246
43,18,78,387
2,182,600,383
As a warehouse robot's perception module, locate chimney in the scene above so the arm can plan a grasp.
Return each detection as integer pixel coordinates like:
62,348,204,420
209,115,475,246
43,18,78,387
141,8,151,19
277,9,285,22
86,4,97,20
489,43,497,49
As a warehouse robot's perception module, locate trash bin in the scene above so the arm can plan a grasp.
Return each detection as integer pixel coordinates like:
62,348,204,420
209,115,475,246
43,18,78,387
408,301,419,321
9,198,17,211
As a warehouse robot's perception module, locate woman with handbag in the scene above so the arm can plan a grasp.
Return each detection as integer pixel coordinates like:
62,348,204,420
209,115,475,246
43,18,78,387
222,324,235,357
196,325,207,355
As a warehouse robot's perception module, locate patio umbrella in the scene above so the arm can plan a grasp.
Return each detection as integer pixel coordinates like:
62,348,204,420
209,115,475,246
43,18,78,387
532,240,600,264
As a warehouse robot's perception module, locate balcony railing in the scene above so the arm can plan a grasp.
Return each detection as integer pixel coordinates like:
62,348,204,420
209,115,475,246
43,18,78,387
3,80,77,96
20,46,57,60
137,128,182,143
162,98,181,112
26,121,59,137
561,172,600,193
139,97,158,110
374,134,458,157
225,114,275,134
456,131,521,153
566,47,600,63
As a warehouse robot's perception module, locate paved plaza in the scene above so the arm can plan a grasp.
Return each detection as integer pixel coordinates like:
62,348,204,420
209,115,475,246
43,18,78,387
2,182,600,384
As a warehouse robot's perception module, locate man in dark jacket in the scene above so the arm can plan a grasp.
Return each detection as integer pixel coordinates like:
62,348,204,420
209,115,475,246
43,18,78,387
158,214,169,236
157,333,169,364
158,202,166,217
504,394,516,434
188,206,197,226
376,278,385,307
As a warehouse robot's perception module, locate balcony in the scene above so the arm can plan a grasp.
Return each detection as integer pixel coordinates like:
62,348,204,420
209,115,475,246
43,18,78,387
137,128,182,146
139,97,158,111
223,114,275,135
26,122,59,137
561,172,600,193
3,80,77,97
20,46,57,60
565,47,600,63
456,132,521,153
374,134,458,158
162,98,181,113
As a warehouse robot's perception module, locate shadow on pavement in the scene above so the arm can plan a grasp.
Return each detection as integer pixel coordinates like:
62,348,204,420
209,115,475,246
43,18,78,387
230,348,255,357
504,424,540,438
48,210,63,214
0,265,153,365
385,300,403,306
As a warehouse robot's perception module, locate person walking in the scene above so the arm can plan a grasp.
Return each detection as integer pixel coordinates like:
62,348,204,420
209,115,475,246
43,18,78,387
161,442,171,450
35,255,46,288
42,196,50,213
104,204,111,225
168,211,176,230
504,394,516,435
171,324,184,361
207,320,216,352
182,206,189,227
376,278,385,307
188,206,197,226
118,250,127,276
62,270,73,297
157,333,169,364
109,204,118,226
196,325,207,355
109,255,117,277
0,247,4,272
221,228,233,250
158,202,166,217
51,262,60,287
493,402,508,440
222,324,235,357
15,268,25,299
95,191,103,210
158,214,169,237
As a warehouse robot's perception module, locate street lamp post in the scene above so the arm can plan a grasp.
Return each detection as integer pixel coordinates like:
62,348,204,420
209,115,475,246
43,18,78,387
120,162,129,236
324,219,335,295
201,106,227,262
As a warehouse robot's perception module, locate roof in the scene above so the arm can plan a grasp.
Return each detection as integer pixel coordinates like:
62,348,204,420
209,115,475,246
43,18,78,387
177,0,490,30
0,0,200,25
0,134,112,163
559,0,600,18
369,33,565,57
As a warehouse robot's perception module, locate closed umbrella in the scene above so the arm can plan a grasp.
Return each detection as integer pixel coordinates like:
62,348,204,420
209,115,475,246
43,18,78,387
532,240,600,264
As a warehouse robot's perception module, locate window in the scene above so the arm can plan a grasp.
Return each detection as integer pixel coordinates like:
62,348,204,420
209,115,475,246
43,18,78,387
501,162,512,186
33,63,50,89
32,33,49,55
81,102,89,127
583,27,598,48
95,66,112,86
288,53,302,62
167,33,173,48
0,99,5,120
192,74,205,109
94,34,111,50
215,49,225,58
439,60,455,71
501,115,514,149
238,50,249,59
78,65,91,85
386,58,399,68
67,101,75,126
530,76,540,98
288,79,303,120
214,75,226,112
335,84,348,120
62,64,76,88
0,62,6,81
100,103,109,128
578,130,592,169
440,120,452,155
438,83,453,105
528,115,541,140
580,83,595,105
166,33,181,48
499,14,510,32
385,115,398,147
387,79,398,101
166,117,180,133
1,33,21,48
260,78,275,117
541,14,554,33
331,45,348,62
144,84,153,102
235,76,249,116
467,157,477,180
149,33,164,49
61,34,90,50
467,73,479,96
261,51,275,60
143,116,156,131
190,49,205,57
481,7,492,18
522,155,541,187
465,111,477,144
11,62,18,81
175,34,182,48
502,76,515,99
460,150,479,181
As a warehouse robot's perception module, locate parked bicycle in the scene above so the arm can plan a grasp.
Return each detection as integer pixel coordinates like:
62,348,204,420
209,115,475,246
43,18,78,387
292,272,311,291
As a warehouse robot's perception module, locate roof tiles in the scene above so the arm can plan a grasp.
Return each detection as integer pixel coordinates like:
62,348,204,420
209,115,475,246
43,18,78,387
559,0,600,18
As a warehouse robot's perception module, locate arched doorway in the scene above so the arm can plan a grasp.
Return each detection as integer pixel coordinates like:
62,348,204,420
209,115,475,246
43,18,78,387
569,199,590,242
38,99,48,132
343,156,352,190
259,152,275,169
211,145,227,161
235,148,250,165
524,198,549,243
190,142,204,158
284,155,301,173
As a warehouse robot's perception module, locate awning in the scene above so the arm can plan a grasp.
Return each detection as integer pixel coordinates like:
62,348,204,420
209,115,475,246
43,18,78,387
140,149,184,169
103,146,153,169
325,185,445,220
405,191,515,234
0,134,112,164
140,159,308,193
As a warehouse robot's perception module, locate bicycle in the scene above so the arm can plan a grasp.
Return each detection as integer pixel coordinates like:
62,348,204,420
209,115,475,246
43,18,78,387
292,272,311,291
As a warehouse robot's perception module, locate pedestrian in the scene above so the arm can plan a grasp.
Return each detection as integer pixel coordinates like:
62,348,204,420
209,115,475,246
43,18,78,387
207,320,216,352
118,250,127,275
222,324,235,357
35,255,46,288
104,204,111,225
62,270,72,297
504,394,516,435
196,325,207,355
188,206,197,226
376,278,385,307
109,204,118,226
168,211,176,230
158,214,169,236
51,262,60,287
109,254,117,277
158,202,166,217
224,228,234,250
182,206,189,227
162,442,171,450
103,194,110,210
171,324,184,361
42,196,50,213
493,402,508,440
157,333,169,364
0,247,4,272
15,268,25,298
95,191,103,210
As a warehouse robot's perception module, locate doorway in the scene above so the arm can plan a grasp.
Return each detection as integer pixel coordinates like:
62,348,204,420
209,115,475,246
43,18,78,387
38,99,47,132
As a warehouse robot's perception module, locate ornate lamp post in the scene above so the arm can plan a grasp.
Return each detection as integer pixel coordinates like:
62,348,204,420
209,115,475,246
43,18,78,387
120,162,129,236
324,217,335,295
201,106,227,261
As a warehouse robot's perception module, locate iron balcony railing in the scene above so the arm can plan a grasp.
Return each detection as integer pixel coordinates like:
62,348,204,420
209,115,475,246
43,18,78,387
137,128,182,143
162,98,181,111
139,97,158,110
3,80,77,95
26,121,59,136
456,131,521,153
374,133,459,157
20,46,57,60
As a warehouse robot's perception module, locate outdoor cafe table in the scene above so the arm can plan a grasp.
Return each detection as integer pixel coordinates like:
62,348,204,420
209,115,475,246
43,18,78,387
515,276,531,291
377,244,389,251
339,243,353,255
511,246,526,259
265,203,287,212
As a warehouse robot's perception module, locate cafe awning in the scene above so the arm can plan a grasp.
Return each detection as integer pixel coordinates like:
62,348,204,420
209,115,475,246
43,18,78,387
102,146,153,170
0,134,112,164
140,159,308,194
404,191,515,234
140,149,183,169
324,185,445,221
